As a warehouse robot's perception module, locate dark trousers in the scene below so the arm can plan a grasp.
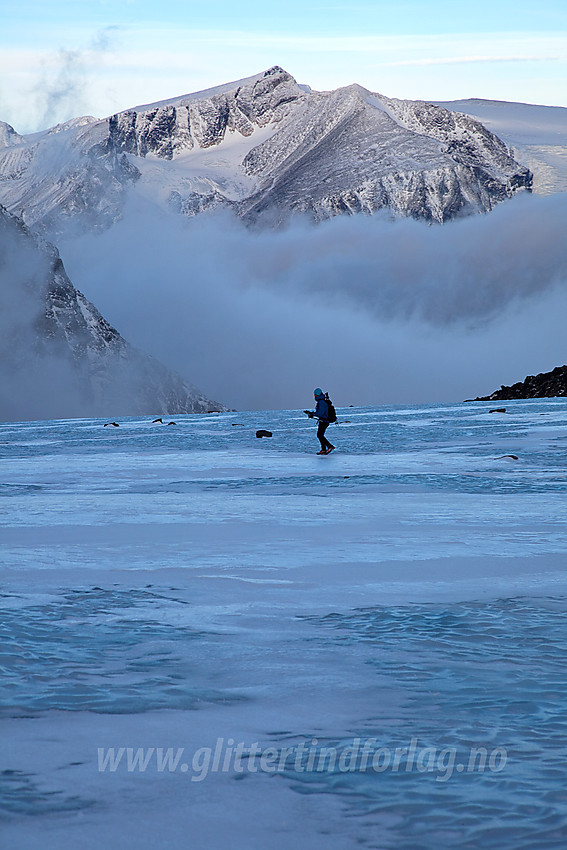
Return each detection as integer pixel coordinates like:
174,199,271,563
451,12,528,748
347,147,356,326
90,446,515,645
317,420,334,451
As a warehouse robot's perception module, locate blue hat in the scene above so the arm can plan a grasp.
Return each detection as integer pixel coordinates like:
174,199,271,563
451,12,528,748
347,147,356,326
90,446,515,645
314,388,323,397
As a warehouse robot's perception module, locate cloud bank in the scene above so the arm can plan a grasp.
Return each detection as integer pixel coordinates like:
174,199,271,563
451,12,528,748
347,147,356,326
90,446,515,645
59,192,567,411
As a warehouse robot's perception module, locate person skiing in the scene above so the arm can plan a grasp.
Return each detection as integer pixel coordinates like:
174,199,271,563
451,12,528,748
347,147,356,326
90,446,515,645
305,388,335,455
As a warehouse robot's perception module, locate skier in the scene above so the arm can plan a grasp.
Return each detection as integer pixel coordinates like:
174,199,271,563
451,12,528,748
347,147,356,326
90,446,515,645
305,388,335,455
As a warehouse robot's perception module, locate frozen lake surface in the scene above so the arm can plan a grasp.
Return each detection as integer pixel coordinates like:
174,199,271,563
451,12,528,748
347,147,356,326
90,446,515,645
1,401,567,848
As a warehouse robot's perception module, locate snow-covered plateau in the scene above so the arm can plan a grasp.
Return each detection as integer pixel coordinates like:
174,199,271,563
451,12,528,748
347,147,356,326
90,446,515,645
1,401,567,848
0,66,534,235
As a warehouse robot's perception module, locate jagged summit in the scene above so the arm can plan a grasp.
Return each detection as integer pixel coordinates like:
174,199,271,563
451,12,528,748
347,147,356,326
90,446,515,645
107,66,304,159
0,67,532,234
129,65,294,114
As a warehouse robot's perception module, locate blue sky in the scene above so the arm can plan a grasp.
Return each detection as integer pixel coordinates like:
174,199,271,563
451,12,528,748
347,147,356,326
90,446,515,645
2,0,566,132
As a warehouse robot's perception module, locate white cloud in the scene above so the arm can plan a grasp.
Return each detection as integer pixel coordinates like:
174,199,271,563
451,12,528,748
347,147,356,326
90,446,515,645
59,193,567,411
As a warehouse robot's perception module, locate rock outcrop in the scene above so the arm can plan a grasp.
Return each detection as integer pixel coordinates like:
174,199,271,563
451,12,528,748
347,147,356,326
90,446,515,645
473,366,567,401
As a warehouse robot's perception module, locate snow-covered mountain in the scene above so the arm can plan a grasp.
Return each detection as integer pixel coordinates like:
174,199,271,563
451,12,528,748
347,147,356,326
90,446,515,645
0,205,224,421
0,67,532,235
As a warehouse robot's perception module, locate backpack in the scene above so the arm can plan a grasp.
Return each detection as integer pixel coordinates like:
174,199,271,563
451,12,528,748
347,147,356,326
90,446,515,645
324,393,337,423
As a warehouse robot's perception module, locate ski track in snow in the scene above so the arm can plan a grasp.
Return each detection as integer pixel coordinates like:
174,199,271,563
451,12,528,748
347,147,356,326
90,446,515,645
1,400,567,849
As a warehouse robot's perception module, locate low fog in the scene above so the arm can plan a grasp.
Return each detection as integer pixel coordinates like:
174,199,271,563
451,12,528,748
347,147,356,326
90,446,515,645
58,191,567,411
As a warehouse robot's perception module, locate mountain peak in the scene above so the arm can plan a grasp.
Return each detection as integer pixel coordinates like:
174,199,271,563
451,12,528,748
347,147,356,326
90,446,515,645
127,66,300,116
263,65,288,76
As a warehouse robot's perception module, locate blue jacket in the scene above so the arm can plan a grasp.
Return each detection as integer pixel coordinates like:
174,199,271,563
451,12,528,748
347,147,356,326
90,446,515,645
314,397,329,421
